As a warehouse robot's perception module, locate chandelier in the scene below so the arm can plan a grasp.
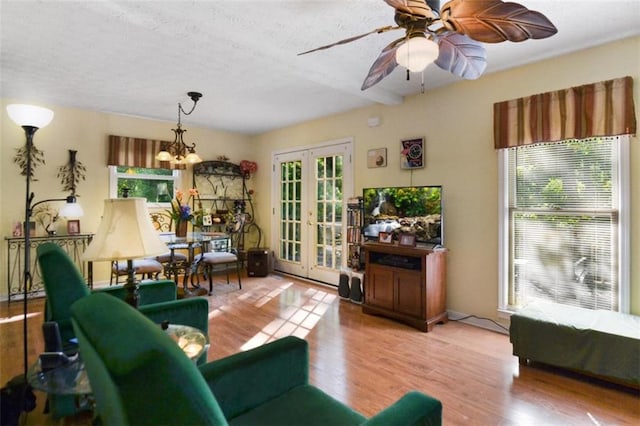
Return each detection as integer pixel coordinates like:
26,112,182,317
156,91,203,165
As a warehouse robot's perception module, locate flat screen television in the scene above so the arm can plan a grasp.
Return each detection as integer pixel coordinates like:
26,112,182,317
362,186,443,246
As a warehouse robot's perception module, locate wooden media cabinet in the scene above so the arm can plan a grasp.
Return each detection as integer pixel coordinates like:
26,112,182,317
362,242,447,332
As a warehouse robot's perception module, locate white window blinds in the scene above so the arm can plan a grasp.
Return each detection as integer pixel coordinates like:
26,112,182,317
507,137,620,311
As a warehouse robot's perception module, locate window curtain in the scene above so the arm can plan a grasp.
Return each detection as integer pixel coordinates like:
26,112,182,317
107,135,185,169
494,76,636,149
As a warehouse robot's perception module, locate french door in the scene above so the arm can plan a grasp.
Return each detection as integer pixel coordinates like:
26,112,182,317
272,139,353,284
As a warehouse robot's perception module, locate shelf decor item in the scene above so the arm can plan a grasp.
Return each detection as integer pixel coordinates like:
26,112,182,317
32,203,59,235
67,219,81,235
399,233,417,247
378,231,393,244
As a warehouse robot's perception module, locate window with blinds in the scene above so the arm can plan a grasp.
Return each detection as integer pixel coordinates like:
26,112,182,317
109,166,180,205
506,137,622,311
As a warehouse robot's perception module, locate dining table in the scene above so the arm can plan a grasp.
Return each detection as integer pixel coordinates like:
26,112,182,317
159,232,229,297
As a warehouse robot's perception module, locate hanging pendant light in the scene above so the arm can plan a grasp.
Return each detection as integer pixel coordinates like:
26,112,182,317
156,92,203,164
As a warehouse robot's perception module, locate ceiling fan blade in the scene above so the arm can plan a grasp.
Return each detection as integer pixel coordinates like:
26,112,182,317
361,38,405,91
298,25,399,56
440,0,557,43
434,32,487,80
384,0,439,20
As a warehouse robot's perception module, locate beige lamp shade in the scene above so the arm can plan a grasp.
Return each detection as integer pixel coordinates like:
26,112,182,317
82,198,168,261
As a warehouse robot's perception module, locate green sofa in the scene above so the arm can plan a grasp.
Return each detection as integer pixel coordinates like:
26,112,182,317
71,293,443,425
36,242,210,418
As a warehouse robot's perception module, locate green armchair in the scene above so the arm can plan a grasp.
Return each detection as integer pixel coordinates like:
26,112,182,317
36,242,210,418
70,292,442,426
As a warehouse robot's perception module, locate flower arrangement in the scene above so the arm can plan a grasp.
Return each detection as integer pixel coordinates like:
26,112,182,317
168,188,199,222
239,160,258,177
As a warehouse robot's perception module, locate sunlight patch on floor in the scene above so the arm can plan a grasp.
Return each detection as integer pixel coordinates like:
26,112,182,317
0,312,40,324
254,282,293,308
240,286,335,351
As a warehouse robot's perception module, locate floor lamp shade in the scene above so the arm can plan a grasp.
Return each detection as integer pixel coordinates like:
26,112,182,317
82,198,168,262
6,104,54,128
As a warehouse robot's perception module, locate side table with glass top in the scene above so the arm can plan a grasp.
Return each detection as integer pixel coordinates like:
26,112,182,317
28,324,209,396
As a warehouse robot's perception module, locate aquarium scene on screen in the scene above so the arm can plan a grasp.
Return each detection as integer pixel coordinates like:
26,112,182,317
362,186,442,245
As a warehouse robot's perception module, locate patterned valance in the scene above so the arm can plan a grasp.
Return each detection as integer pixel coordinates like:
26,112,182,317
107,135,185,170
494,76,636,149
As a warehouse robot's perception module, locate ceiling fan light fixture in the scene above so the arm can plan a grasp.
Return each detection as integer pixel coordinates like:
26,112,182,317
395,36,439,73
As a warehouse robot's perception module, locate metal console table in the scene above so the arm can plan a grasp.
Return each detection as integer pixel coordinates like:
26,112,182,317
5,233,93,302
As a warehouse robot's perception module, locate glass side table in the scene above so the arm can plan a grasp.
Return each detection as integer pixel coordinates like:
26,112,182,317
27,354,91,395
28,324,209,394
164,323,209,361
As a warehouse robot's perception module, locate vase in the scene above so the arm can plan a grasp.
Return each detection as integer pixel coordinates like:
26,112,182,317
175,220,188,237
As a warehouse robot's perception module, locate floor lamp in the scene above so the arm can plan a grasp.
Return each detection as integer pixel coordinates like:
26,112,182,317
2,104,56,422
82,198,168,307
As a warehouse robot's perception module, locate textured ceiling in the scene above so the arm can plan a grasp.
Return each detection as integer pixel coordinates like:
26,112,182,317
1,0,639,135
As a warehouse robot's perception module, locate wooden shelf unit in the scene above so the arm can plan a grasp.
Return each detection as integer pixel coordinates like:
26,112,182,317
362,242,447,332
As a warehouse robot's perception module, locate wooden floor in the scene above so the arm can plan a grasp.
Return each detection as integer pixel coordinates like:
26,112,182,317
1,273,638,425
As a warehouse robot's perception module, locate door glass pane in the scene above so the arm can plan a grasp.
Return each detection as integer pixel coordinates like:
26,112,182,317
313,155,343,270
279,160,302,263
317,157,325,178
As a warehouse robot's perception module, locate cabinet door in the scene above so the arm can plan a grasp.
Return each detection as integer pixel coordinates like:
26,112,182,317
366,265,394,309
394,270,424,318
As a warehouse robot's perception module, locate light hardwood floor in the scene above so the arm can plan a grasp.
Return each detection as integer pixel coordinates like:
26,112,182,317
1,273,638,425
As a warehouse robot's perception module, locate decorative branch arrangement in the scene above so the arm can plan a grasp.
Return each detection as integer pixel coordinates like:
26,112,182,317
13,143,45,178
32,203,59,235
57,150,86,195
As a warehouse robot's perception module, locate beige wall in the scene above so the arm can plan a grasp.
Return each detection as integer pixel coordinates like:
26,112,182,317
2,36,638,318
1,104,252,289
251,36,640,318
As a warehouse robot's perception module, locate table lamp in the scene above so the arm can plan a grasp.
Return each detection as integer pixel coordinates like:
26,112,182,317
82,198,168,307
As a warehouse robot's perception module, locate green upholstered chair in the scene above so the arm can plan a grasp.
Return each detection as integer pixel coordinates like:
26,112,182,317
70,292,443,426
36,242,210,419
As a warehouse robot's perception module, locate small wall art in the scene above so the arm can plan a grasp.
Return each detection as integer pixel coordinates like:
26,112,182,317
400,137,425,169
367,148,387,168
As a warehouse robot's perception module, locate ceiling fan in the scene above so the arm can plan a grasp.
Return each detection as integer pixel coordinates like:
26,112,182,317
299,0,557,90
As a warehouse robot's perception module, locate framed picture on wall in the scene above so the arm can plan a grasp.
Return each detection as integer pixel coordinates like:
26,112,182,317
400,137,425,169
67,220,80,235
367,148,387,168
